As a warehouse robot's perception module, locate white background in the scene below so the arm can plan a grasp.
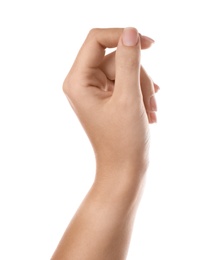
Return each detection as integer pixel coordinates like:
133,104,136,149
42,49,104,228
0,0,219,259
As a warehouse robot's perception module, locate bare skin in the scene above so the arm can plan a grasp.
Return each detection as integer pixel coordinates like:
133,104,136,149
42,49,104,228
51,27,159,260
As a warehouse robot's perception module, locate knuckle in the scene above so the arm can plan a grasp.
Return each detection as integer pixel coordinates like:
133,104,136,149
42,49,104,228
87,28,100,39
62,75,79,101
62,76,71,95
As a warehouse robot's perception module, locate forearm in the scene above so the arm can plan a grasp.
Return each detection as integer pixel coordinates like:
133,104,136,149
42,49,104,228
51,168,146,260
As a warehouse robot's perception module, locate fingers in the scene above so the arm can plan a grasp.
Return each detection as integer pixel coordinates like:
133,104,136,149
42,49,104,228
100,52,159,93
72,28,154,72
74,28,122,69
100,50,160,123
99,51,116,81
140,67,158,123
65,27,159,123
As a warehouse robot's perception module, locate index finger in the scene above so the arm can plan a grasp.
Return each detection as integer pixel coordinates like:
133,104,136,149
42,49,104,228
72,28,154,70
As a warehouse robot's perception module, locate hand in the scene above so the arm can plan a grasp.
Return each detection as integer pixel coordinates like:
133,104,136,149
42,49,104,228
52,28,159,260
63,27,158,177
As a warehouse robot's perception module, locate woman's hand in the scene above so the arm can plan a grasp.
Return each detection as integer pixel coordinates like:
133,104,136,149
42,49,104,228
63,27,158,178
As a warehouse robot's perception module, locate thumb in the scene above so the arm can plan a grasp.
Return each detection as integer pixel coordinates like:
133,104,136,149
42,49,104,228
114,27,141,98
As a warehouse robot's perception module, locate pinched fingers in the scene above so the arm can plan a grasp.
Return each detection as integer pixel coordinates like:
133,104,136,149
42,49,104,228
63,28,154,100
70,28,154,72
63,28,159,124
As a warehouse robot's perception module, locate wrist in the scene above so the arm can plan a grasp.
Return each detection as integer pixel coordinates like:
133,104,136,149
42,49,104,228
93,161,148,204
95,154,149,179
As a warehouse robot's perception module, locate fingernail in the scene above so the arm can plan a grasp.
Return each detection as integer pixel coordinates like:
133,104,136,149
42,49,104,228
154,83,160,92
141,35,155,44
150,112,157,124
150,95,157,111
122,27,139,47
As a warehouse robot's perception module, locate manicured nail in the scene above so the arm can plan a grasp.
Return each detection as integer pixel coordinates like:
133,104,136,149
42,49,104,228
141,35,155,44
150,112,157,124
122,27,139,47
150,95,157,111
154,83,160,92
